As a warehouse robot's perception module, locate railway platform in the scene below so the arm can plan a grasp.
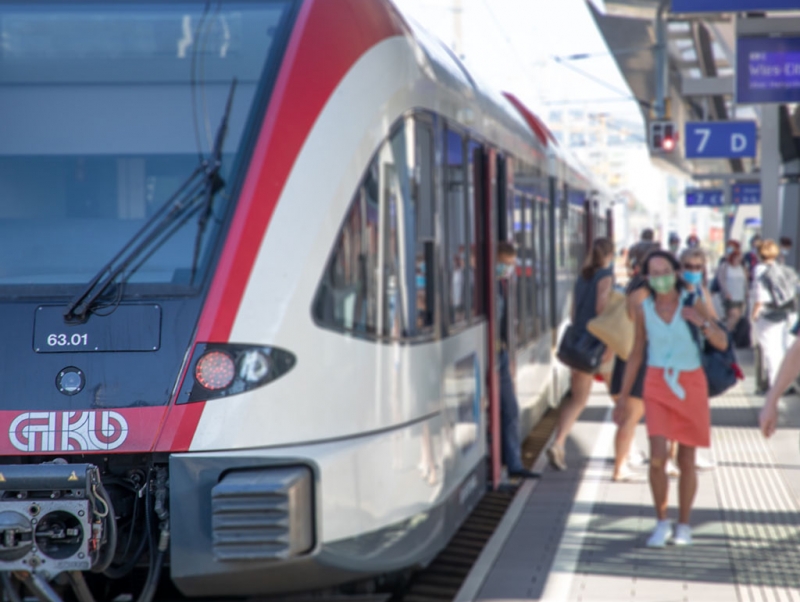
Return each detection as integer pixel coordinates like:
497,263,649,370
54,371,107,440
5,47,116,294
457,350,800,602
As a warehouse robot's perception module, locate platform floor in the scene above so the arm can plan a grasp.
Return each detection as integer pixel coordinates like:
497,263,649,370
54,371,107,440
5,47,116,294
459,350,800,602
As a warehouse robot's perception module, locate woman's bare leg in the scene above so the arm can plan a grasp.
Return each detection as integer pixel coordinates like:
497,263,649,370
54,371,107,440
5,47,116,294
677,444,697,524
553,370,594,449
726,306,742,332
649,436,669,520
613,396,645,479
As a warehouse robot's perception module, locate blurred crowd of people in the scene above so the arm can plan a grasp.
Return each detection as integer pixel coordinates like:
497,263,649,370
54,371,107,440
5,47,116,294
549,229,800,548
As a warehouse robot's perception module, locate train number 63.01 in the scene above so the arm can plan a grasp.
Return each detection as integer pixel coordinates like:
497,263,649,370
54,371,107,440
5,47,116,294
47,333,88,347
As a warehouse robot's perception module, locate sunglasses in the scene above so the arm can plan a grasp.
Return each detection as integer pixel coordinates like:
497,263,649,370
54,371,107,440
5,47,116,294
683,263,703,270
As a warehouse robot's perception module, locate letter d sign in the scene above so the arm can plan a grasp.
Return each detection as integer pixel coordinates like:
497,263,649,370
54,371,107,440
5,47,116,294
731,133,747,153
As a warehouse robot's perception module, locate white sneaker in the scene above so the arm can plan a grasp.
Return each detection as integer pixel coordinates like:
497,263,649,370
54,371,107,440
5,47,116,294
628,447,648,468
646,520,673,548
695,453,716,471
666,459,680,477
673,523,692,546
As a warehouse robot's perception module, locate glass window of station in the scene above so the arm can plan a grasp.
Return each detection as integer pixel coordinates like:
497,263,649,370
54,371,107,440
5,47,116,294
0,2,293,291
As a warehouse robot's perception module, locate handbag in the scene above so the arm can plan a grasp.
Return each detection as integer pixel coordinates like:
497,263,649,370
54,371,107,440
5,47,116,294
683,293,741,397
731,316,751,348
557,324,606,373
587,290,634,360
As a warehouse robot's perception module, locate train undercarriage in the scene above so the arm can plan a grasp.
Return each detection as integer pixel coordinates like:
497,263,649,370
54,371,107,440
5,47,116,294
0,458,169,602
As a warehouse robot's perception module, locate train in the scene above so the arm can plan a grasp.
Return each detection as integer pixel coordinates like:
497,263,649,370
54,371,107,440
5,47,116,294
0,0,612,599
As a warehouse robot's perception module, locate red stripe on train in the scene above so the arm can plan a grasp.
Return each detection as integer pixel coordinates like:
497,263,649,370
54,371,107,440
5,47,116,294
154,0,407,452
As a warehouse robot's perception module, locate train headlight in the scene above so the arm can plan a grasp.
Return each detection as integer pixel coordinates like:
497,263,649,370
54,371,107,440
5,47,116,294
195,351,236,391
181,344,296,403
239,350,270,383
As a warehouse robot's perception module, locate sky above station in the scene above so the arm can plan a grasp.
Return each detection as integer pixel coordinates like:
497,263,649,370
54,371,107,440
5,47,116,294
392,0,644,130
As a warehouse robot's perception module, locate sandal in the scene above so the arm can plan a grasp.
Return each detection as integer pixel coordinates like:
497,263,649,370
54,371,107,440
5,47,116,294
547,445,567,471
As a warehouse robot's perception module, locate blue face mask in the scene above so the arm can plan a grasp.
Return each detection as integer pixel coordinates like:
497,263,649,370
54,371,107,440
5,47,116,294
682,270,703,286
496,263,514,279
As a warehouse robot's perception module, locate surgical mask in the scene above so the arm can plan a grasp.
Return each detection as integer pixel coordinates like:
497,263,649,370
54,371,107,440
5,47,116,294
649,274,676,294
726,245,735,254
682,270,703,286
496,263,514,279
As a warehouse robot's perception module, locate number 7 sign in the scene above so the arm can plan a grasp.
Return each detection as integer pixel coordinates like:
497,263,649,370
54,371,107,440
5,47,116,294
685,121,757,158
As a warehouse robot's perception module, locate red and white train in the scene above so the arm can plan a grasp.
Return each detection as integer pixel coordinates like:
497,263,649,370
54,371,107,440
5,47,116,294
0,0,611,598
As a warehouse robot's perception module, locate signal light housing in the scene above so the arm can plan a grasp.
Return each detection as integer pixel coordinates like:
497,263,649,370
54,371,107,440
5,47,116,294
180,343,296,403
650,120,677,154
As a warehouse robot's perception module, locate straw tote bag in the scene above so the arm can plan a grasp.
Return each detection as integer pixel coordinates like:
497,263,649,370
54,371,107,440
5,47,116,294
587,290,634,360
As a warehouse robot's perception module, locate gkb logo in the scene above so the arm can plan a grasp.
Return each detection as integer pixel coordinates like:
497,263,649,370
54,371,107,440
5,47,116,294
9,411,129,452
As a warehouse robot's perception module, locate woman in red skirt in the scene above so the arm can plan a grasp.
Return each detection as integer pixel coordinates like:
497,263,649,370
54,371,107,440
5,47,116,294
618,250,728,547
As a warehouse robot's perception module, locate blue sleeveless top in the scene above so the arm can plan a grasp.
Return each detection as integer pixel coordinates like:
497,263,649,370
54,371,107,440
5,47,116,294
642,291,702,400
572,266,613,332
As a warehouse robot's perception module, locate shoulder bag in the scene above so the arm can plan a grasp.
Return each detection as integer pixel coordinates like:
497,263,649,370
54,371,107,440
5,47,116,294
683,293,741,397
557,275,607,373
587,289,633,360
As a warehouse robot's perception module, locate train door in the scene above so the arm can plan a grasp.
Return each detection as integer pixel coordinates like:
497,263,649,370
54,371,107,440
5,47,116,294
481,147,502,489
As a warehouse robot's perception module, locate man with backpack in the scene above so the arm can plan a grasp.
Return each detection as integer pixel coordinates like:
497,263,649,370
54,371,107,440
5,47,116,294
751,240,799,389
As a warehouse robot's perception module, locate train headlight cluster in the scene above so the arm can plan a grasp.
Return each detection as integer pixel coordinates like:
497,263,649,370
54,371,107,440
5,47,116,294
184,344,295,403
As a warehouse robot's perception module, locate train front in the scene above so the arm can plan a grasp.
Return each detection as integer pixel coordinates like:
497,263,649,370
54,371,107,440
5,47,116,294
0,1,303,598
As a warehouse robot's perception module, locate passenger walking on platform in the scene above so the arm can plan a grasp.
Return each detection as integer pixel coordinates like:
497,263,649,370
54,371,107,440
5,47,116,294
609,242,656,481
548,238,615,471
619,250,727,547
751,240,797,388
496,242,539,480
743,234,762,283
668,232,680,256
716,240,747,332
665,248,719,476
760,334,800,438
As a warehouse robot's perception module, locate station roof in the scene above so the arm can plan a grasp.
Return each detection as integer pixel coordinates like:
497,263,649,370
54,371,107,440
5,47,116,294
587,1,758,177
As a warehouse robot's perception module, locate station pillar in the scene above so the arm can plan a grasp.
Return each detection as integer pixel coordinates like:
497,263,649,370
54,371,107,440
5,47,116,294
761,104,781,242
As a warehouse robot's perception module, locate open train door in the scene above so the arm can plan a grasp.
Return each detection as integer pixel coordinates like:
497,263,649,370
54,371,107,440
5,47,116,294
480,147,503,490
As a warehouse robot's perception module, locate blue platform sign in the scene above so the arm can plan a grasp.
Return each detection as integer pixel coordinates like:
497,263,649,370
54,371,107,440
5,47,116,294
686,189,724,207
685,121,757,158
673,0,800,12
732,182,761,205
737,36,800,104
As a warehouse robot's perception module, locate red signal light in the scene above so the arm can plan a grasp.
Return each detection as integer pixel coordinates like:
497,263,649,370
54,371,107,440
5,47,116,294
195,350,236,391
662,136,675,152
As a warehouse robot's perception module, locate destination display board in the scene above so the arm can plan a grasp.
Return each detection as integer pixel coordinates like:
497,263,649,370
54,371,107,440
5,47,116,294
731,183,761,205
686,189,724,207
673,0,799,12
737,36,800,104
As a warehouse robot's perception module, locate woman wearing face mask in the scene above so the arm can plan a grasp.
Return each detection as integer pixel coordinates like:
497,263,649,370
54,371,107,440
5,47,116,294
664,248,719,476
680,248,718,319
618,250,727,547
716,240,747,332
548,237,614,471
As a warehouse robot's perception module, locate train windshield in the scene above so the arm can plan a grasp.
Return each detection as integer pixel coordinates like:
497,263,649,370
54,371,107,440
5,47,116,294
0,1,293,293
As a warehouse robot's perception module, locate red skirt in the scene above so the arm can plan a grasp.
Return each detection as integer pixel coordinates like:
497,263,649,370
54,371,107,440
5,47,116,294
643,367,710,448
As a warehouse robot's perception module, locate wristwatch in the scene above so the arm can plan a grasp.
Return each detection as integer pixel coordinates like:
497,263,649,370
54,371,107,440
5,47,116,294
700,320,711,332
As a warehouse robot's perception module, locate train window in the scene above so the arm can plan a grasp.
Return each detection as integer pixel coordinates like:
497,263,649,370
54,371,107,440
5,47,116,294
0,1,294,290
513,192,526,344
314,116,435,341
468,140,486,319
538,198,550,332
416,121,436,333
524,196,536,339
445,129,469,328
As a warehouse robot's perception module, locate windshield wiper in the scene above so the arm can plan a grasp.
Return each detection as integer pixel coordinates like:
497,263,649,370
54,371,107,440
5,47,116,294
63,79,238,323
